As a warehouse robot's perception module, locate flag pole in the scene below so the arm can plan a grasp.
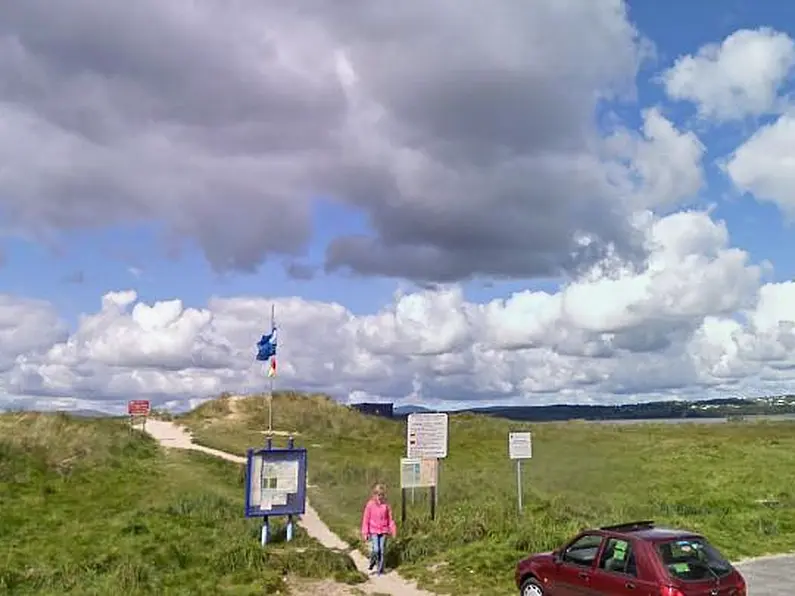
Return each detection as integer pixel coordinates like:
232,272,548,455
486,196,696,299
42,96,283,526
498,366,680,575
267,304,275,435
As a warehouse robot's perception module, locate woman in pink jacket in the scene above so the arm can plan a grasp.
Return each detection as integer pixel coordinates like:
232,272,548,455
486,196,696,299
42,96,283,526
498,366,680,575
360,483,397,574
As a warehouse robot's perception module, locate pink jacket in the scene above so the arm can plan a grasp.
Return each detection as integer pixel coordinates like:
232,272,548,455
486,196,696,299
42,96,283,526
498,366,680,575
360,498,397,538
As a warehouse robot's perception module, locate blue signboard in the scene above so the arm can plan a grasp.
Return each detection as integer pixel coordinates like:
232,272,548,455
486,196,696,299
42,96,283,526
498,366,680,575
244,444,307,518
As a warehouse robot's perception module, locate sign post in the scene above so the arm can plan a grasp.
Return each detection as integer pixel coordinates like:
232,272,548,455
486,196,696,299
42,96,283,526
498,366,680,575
127,400,150,433
508,431,532,513
405,413,448,522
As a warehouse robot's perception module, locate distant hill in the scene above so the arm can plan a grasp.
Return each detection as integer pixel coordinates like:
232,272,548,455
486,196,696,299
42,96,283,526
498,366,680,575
392,404,433,415
393,395,795,421
0,403,117,417
58,408,116,418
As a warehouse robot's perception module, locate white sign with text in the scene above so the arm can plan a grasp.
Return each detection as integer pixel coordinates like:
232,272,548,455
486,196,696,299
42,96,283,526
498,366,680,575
406,413,448,459
508,432,532,459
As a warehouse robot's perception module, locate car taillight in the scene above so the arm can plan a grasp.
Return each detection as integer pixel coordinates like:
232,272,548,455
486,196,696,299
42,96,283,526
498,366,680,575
736,574,746,596
660,587,685,596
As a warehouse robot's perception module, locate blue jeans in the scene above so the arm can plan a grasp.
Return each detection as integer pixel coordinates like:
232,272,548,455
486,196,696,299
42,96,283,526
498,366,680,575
369,534,387,573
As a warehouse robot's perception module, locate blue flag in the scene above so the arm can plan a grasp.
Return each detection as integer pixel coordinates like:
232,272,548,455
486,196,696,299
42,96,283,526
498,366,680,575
256,328,277,361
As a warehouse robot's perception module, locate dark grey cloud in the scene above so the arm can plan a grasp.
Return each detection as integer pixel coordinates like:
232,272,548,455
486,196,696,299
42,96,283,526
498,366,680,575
285,261,316,281
0,0,650,281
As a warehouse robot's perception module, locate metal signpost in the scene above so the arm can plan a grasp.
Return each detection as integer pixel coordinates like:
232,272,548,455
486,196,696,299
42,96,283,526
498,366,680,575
405,413,448,521
244,436,308,546
508,431,532,513
127,400,150,433
400,457,439,523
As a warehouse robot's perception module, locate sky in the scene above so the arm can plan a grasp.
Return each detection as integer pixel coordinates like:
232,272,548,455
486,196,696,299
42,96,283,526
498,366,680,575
3,0,795,413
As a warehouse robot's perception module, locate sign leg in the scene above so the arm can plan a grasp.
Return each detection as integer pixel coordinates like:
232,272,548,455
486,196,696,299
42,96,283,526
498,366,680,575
429,486,436,521
261,517,270,546
435,459,440,510
517,460,523,514
401,488,407,524
286,515,294,542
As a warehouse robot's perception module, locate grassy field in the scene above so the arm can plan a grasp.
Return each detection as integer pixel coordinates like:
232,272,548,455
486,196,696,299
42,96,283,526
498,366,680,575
0,412,363,595
182,393,795,595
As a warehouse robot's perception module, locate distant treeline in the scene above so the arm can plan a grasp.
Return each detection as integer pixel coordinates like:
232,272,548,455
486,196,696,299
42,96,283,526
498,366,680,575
393,396,795,422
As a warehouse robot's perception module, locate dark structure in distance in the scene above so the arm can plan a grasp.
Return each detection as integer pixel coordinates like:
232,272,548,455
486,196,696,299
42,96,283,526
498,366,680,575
350,402,394,419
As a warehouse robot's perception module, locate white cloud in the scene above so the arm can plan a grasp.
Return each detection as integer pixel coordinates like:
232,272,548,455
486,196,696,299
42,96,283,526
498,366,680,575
604,108,705,209
1,210,790,412
723,111,795,216
662,28,795,121
0,295,66,370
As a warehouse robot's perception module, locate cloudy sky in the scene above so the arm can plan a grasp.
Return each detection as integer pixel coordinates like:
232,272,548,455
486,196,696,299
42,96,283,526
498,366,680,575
3,0,795,412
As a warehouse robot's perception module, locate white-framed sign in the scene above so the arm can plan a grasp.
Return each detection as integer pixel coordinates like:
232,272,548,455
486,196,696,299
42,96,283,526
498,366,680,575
407,412,448,459
509,431,532,459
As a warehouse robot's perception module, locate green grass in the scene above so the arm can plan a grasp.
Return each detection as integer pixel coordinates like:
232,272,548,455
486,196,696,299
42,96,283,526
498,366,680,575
181,393,795,595
0,412,363,595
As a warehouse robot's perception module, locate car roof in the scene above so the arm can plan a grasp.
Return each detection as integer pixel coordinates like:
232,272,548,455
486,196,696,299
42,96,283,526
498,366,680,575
591,521,704,543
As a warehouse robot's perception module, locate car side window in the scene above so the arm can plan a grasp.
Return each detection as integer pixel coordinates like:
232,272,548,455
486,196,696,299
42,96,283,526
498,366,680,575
598,538,637,577
562,534,604,567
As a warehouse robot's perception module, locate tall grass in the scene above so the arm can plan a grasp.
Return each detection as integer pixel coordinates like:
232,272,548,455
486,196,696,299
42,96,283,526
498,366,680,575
184,393,795,595
0,412,362,595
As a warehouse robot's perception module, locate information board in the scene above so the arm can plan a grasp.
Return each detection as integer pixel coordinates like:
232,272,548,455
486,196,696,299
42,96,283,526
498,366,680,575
400,457,438,488
245,446,307,517
407,412,448,459
508,431,532,459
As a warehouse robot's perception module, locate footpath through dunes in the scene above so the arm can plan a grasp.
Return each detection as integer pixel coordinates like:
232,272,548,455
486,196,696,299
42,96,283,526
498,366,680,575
145,419,436,596
735,553,795,596
178,392,795,596
0,411,365,595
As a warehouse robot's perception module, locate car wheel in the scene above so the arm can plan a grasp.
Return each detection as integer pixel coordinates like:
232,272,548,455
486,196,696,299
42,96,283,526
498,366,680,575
520,577,544,596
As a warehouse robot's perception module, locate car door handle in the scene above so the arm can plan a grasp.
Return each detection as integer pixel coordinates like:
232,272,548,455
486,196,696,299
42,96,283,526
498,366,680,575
578,571,589,580
625,581,636,589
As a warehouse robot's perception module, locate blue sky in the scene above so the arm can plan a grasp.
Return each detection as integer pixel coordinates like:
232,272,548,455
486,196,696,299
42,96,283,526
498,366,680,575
2,0,794,328
632,0,795,282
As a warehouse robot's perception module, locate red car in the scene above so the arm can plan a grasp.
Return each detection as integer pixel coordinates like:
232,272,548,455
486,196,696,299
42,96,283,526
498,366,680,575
515,520,746,596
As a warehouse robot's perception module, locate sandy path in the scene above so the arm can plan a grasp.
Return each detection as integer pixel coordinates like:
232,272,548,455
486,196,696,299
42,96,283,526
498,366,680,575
145,420,436,596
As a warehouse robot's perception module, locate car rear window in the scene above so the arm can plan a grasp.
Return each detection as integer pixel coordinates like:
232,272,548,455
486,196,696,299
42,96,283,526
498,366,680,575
656,538,733,581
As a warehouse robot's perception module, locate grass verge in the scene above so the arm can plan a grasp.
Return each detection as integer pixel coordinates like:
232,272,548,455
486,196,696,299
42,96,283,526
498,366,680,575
182,393,795,595
0,411,363,595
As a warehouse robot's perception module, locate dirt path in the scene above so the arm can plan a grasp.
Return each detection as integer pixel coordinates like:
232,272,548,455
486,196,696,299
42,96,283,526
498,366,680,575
145,420,436,596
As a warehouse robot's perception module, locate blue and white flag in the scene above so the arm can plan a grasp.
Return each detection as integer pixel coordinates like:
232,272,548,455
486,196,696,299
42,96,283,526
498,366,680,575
256,327,277,362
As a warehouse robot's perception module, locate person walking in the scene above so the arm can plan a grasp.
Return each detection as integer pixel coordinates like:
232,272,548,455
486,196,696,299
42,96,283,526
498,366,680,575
360,483,397,575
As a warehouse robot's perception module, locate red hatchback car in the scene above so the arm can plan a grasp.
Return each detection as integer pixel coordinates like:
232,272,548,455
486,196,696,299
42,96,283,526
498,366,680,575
515,521,746,596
